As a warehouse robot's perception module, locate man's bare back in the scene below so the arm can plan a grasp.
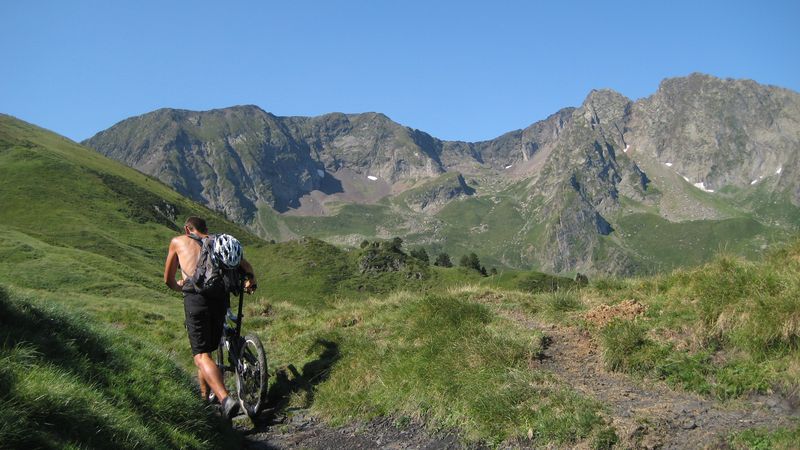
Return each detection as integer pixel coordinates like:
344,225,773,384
174,235,201,277
164,222,258,294
164,225,258,293
164,234,203,291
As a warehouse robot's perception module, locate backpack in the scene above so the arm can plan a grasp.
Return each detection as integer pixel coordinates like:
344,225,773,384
182,234,243,296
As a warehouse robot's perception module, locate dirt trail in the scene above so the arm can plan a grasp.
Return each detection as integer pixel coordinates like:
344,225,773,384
240,339,478,450
531,321,799,449
242,409,477,450
242,318,798,449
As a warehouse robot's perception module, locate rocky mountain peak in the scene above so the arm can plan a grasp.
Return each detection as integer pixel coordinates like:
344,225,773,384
630,73,800,195
582,89,631,121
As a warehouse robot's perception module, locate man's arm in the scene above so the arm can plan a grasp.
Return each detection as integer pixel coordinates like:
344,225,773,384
240,257,257,293
164,238,182,292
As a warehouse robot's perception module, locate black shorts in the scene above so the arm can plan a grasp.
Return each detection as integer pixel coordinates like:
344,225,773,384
183,286,228,356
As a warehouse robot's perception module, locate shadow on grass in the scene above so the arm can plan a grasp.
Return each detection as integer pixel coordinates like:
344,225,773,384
0,286,120,383
259,339,340,424
0,287,142,447
0,286,235,448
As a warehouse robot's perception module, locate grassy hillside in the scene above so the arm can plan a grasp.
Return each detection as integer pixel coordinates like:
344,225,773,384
280,181,536,270
0,115,267,360
282,202,399,243
0,285,238,448
0,114,261,280
259,172,796,277
614,213,770,272
0,115,266,448
587,243,800,399
263,290,606,446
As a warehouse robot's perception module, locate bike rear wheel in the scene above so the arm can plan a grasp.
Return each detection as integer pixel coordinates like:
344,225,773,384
234,333,268,419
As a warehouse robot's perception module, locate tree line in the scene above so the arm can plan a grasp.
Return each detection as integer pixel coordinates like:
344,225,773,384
360,239,496,276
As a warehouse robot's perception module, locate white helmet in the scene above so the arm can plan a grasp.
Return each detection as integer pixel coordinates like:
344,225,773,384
213,234,242,268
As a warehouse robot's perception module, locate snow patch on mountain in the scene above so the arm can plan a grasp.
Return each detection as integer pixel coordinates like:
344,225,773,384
693,181,714,193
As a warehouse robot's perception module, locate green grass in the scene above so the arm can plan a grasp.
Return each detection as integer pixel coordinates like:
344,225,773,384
245,237,354,309
729,424,800,450
741,188,800,230
0,115,262,446
258,290,605,446
515,271,578,293
245,236,523,311
615,213,772,271
434,194,529,268
0,285,238,449
538,290,585,319
588,243,800,399
282,203,399,238
0,116,260,283
601,320,720,395
245,237,437,309
252,202,290,240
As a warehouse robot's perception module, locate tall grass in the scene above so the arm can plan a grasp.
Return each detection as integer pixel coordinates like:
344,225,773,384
594,246,800,399
0,286,238,449
259,291,606,446
729,424,800,450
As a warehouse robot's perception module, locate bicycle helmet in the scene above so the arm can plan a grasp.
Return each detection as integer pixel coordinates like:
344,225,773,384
214,234,243,268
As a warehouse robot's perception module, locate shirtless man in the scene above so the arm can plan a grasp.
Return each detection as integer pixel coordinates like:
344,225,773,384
163,216,257,419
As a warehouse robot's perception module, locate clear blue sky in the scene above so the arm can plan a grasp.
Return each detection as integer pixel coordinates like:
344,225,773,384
1,0,798,142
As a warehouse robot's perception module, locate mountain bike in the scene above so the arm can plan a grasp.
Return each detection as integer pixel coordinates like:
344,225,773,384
216,279,268,419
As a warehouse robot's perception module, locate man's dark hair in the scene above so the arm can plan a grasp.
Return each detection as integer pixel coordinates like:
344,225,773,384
185,216,208,234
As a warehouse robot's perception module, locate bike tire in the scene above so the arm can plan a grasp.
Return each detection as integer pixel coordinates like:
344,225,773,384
234,333,268,419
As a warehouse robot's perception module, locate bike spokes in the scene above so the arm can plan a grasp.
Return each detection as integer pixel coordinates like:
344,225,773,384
234,334,267,419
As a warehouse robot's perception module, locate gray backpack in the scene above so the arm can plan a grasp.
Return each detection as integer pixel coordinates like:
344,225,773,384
182,234,243,295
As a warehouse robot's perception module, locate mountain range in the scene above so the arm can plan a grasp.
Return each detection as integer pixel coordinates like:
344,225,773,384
83,73,800,275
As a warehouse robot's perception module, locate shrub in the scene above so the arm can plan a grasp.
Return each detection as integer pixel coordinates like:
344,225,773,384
410,247,430,265
518,272,574,293
459,253,487,276
434,252,453,267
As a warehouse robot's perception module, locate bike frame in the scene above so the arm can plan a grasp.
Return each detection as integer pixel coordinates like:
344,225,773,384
217,274,268,419
225,276,247,366
235,275,245,337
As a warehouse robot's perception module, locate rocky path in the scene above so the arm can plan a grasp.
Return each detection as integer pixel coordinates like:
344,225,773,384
240,409,476,450
240,321,798,449
531,322,799,449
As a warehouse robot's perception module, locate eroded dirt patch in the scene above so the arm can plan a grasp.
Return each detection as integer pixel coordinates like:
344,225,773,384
530,322,799,449
584,299,647,327
242,409,481,450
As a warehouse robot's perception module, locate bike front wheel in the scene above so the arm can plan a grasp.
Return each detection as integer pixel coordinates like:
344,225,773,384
235,333,268,419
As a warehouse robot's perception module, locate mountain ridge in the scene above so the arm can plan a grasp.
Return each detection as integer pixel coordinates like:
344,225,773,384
82,73,800,275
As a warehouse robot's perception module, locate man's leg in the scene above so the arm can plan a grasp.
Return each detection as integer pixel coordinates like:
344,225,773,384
198,368,210,400
194,352,229,401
